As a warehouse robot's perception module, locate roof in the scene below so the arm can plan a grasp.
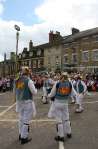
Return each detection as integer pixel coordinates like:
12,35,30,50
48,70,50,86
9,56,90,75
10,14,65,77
34,41,62,49
62,27,98,43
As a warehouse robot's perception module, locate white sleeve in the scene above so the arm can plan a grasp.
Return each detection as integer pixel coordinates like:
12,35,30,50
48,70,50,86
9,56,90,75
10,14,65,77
71,84,77,95
48,82,57,98
28,79,37,95
81,81,87,92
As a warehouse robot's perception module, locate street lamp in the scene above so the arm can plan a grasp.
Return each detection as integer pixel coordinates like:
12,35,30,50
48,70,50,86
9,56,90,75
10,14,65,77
14,24,20,73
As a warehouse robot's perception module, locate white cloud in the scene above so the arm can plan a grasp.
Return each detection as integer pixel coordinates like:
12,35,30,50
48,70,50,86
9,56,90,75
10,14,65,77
0,0,98,61
35,0,98,30
0,54,4,61
0,20,50,61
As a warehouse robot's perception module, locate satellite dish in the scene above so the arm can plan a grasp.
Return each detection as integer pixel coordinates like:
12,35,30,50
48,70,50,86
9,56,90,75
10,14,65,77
14,25,20,31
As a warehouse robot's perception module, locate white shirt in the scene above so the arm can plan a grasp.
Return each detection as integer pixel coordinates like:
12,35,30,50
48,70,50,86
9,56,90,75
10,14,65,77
28,79,37,95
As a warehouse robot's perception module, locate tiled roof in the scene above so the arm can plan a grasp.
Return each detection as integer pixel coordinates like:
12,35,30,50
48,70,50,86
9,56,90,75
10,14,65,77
62,27,98,43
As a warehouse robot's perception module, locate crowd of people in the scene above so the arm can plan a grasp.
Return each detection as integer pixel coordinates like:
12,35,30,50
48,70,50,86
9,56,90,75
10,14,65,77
0,71,98,93
0,76,14,92
85,73,98,92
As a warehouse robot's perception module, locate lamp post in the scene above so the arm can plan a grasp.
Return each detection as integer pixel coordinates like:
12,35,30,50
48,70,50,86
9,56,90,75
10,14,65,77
3,53,6,77
14,24,20,73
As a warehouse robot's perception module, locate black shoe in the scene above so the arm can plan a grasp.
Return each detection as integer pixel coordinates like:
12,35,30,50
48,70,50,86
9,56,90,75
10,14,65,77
54,136,64,142
21,138,32,144
19,135,21,141
67,133,72,138
28,125,30,132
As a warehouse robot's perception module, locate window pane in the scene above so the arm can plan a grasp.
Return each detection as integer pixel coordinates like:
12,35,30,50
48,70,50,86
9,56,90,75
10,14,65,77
72,54,77,63
64,55,68,63
82,51,89,61
92,50,98,61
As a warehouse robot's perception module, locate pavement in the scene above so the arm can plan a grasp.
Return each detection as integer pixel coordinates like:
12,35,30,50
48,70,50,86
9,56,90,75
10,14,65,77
0,90,98,149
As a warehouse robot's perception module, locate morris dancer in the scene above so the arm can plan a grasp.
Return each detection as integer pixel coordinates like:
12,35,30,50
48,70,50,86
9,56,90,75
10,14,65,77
42,75,54,104
69,75,76,104
14,66,37,144
48,73,73,142
73,75,87,113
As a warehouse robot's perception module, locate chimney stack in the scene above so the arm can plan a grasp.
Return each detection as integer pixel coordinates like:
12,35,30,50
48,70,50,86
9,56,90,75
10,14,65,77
49,30,62,43
4,53,6,62
72,27,80,35
49,30,54,43
29,40,33,51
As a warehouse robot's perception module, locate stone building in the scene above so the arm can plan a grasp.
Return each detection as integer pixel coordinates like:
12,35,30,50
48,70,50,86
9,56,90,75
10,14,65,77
62,27,98,73
43,31,63,72
0,52,16,77
15,40,45,74
17,31,63,73
1,27,98,77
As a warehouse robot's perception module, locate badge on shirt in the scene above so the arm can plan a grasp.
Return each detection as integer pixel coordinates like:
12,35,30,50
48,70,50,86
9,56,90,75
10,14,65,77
16,80,24,89
58,87,71,95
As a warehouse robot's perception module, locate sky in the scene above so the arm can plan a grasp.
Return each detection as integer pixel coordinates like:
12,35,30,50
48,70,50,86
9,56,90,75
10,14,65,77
0,0,98,61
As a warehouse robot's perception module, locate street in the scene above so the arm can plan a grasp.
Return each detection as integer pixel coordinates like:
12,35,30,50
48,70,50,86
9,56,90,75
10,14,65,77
0,90,98,149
